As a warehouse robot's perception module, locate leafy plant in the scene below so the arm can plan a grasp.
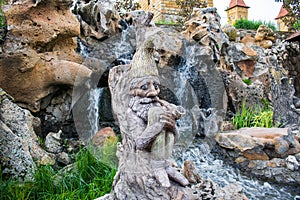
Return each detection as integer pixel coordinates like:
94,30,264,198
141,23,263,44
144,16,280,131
233,19,276,31
294,20,300,30
232,99,274,129
242,78,252,85
0,149,117,199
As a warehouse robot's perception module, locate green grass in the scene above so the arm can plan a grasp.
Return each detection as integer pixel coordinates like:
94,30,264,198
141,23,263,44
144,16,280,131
0,149,117,200
232,99,274,129
155,19,178,25
234,19,276,31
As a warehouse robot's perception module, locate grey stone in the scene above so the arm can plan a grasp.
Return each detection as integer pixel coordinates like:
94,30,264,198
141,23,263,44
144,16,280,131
0,89,54,181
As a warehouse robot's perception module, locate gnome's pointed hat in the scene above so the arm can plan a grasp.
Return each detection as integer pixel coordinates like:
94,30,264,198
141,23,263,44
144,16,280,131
130,40,159,80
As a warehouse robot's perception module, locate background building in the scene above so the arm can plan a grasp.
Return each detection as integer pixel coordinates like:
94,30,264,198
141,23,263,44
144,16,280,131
139,0,214,22
226,0,249,25
275,5,290,32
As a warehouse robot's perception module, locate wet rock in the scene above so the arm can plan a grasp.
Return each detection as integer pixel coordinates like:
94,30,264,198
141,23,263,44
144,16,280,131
0,88,54,181
37,89,75,136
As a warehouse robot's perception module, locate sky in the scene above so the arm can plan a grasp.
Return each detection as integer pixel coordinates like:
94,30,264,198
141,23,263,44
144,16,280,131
214,0,283,26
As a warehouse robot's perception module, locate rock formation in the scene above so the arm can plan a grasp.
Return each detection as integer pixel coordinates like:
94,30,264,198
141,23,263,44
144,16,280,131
0,0,92,112
216,127,300,184
0,88,54,181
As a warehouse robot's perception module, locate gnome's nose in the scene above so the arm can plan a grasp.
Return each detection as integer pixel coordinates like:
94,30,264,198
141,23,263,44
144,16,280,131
146,84,159,97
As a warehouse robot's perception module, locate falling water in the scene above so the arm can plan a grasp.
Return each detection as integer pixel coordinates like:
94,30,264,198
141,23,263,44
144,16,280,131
115,25,134,65
87,87,103,140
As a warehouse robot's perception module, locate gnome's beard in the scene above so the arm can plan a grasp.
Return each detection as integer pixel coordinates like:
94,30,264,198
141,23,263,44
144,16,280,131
129,96,160,122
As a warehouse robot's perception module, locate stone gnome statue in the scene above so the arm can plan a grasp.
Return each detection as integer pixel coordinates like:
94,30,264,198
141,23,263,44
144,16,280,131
105,40,198,199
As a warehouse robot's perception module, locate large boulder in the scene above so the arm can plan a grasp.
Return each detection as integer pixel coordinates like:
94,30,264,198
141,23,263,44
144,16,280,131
0,88,54,181
0,0,92,112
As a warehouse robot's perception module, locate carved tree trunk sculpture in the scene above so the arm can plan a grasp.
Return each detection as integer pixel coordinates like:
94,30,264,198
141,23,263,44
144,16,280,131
106,63,197,199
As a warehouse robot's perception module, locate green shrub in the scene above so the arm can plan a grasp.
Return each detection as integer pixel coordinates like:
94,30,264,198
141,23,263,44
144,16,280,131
232,100,274,129
233,19,276,31
0,149,117,200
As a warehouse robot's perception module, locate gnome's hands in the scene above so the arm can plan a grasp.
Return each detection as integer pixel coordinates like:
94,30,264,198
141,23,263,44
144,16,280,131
159,112,179,139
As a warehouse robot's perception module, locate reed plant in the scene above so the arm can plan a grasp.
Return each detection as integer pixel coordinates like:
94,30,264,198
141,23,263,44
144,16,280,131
232,99,274,129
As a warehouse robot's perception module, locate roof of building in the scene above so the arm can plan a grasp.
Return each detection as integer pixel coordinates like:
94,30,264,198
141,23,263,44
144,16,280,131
286,31,300,43
275,5,289,19
227,0,250,10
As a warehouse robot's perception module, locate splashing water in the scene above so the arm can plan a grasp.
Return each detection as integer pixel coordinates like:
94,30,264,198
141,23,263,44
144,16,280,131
176,138,299,200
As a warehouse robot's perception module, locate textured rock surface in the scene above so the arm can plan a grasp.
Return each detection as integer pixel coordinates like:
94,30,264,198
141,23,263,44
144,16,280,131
222,24,237,42
182,7,229,63
72,0,121,40
216,127,300,184
255,25,276,49
0,88,54,181
0,0,91,112
221,70,267,111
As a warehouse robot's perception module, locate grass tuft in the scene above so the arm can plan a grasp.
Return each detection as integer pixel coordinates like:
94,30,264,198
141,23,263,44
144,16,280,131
0,148,116,200
232,99,274,129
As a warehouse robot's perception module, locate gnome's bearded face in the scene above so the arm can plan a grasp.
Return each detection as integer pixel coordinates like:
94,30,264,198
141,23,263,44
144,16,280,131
129,41,161,121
